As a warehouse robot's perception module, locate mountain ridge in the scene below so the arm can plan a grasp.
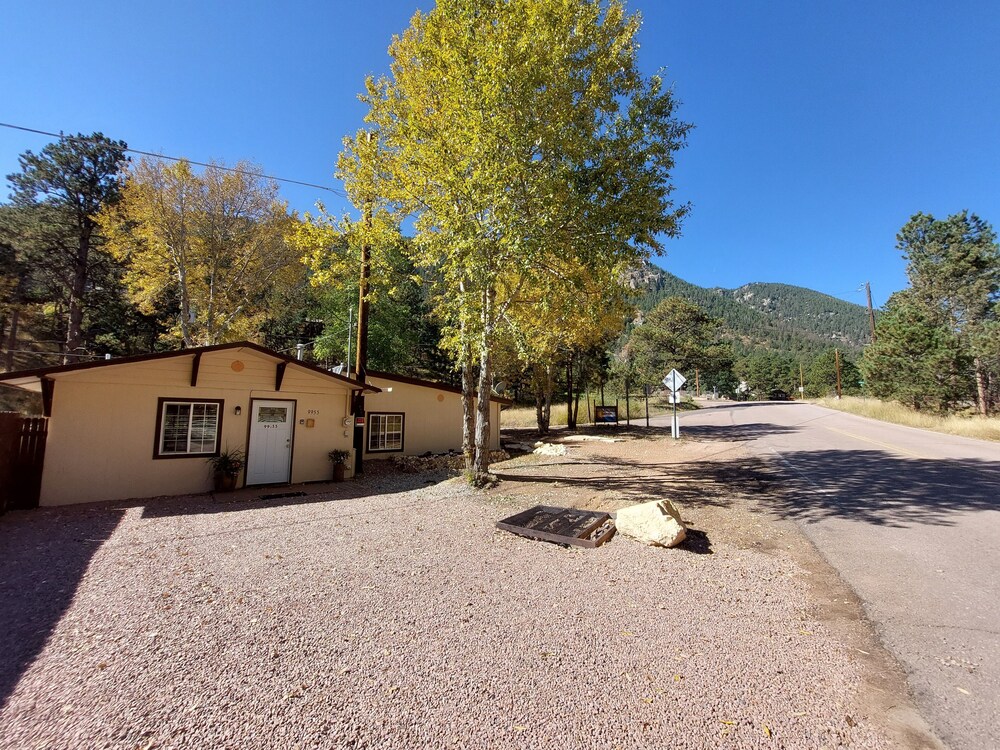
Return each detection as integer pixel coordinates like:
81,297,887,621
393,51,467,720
630,262,871,356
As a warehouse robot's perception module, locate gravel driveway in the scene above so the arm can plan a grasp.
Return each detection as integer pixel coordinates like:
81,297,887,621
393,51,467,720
1,461,892,749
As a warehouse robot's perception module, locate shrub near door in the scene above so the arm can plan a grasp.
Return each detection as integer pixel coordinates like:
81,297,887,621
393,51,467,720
329,449,350,482
208,448,245,492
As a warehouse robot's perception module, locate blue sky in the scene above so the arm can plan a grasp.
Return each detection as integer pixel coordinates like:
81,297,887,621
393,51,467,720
2,0,998,309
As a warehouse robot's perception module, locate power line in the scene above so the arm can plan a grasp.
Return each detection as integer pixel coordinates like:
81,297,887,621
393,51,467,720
0,121,348,198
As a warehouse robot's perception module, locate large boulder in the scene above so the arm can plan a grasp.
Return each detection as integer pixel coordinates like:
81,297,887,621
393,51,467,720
533,442,567,456
615,500,687,548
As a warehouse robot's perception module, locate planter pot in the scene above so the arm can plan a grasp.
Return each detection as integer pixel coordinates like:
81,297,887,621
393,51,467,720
333,463,346,483
214,472,239,492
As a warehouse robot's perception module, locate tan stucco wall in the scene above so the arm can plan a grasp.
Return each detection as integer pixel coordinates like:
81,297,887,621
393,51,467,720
363,377,501,457
39,348,355,506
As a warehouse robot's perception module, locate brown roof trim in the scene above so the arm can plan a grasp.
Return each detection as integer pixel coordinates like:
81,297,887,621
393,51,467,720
366,369,514,405
0,341,380,393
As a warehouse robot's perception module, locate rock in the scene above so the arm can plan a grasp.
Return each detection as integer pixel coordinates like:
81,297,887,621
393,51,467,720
504,442,534,452
615,500,687,548
533,443,567,456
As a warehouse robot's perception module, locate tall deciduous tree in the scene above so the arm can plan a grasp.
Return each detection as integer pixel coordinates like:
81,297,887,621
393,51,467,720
897,211,1000,415
341,0,691,482
99,158,302,347
6,133,128,362
502,260,632,432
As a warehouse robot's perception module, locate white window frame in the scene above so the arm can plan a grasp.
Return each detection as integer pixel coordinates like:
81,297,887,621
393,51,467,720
155,398,223,458
367,412,404,453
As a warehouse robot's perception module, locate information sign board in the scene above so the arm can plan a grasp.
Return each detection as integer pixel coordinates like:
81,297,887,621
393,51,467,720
594,405,618,423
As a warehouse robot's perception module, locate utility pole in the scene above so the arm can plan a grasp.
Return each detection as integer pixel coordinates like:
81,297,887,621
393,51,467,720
834,348,842,399
865,282,877,343
799,362,804,400
346,305,353,377
352,133,374,476
624,379,630,426
352,220,371,475
695,368,700,397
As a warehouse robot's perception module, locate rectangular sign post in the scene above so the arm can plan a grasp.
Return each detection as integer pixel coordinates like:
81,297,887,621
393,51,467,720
594,405,618,424
663,369,686,440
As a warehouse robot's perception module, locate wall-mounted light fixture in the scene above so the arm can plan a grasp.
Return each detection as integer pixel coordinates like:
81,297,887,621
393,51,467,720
234,405,242,416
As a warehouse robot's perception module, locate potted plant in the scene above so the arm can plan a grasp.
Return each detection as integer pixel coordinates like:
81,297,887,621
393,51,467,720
207,448,245,492
328,449,351,482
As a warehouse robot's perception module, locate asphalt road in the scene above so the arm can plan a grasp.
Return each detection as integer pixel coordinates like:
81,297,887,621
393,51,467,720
671,401,1000,750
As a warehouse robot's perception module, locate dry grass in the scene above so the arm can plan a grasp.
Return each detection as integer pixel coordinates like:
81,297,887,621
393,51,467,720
815,396,1000,442
500,395,687,429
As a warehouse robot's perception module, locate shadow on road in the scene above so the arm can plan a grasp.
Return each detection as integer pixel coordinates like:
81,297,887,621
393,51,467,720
496,446,1000,529
681,422,798,443
753,449,1000,527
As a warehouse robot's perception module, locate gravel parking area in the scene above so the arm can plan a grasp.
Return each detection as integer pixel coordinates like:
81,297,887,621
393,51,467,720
1,459,893,749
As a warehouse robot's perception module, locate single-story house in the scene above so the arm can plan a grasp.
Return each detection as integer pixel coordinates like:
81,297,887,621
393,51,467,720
0,342,509,507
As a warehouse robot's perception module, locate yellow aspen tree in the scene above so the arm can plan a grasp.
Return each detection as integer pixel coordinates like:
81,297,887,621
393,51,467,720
341,0,691,483
99,158,302,347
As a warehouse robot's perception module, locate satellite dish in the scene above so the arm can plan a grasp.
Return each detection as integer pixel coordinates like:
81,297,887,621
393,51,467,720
494,381,506,395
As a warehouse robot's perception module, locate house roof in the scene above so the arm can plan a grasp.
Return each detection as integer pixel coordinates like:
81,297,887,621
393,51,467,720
0,341,381,394
366,369,514,405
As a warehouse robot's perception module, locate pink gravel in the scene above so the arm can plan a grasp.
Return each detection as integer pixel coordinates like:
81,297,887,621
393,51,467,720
0,472,889,749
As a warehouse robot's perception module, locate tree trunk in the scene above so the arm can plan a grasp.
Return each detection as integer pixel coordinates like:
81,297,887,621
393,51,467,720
64,230,91,364
543,363,553,431
178,266,193,347
4,305,20,372
533,363,552,434
974,357,989,417
461,351,475,476
472,288,495,485
565,352,576,430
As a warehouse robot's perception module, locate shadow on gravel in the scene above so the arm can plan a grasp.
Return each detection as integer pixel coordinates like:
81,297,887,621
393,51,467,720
493,452,779,509
498,440,1000,529
0,506,124,708
677,527,713,554
504,424,676,443
140,469,449,519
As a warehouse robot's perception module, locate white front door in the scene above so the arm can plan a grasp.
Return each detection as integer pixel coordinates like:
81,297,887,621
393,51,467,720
246,400,295,485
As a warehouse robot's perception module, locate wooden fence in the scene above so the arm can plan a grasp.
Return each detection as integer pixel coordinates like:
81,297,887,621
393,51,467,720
0,413,48,512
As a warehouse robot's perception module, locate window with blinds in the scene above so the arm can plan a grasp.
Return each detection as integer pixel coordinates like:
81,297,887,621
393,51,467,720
368,412,404,452
156,400,222,457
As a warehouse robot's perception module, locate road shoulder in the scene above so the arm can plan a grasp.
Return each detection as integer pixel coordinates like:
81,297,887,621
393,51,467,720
495,426,945,750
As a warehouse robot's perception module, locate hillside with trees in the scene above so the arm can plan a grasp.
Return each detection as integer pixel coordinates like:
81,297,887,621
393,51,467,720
631,262,871,356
